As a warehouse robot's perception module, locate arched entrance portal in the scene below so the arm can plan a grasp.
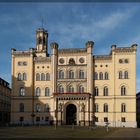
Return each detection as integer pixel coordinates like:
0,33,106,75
66,104,77,125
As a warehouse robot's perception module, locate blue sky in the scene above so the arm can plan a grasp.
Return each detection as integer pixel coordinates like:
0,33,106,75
0,3,140,92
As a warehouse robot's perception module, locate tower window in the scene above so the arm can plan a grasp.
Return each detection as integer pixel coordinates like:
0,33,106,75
58,85,64,93
19,87,25,96
68,85,74,93
18,73,22,81
124,71,128,79
69,70,74,79
23,73,27,81
41,73,45,81
119,71,123,79
104,72,109,80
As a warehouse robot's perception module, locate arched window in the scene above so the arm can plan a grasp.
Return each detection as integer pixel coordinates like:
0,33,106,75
59,70,64,79
19,87,25,96
41,73,45,81
121,103,126,112
69,70,74,79
94,87,99,96
58,85,64,93
36,73,40,81
46,73,50,81
36,103,41,112
95,103,99,112
121,86,126,96
68,85,74,93
45,104,50,112
94,72,98,80
104,72,108,80
45,87,50,96
18,73,22,80
19,103,24,112
124,71,128,79
104,103,108,112
79,85,84,93
23,73,27,80
79,70,84,79
103,86,108,96
119,71,123,79
35,87,41,97
99,72,103,80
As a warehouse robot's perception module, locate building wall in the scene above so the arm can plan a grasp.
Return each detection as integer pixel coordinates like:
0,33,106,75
11,28,137,127
0,78,11,125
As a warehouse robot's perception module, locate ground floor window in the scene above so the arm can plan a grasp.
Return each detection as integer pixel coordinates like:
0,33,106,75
19,117,24,122
95,117,98,122
45,117,49,121
104,117,108,122
36,117,40,122
121,117,126,122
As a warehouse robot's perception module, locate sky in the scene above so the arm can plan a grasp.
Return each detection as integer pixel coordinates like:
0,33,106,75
0,3,140,92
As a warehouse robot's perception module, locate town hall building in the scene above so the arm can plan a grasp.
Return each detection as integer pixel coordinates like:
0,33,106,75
11,28,137,127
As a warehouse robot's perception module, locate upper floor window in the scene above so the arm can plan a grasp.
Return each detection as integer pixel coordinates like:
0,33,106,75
79,85,84,93
19,103,24,112
19,87,25,96
59,70,64,79
94,87,99,96
94,72,98,80
45,87,50,96
35,87,41,97
103,86,108,96
103,103,108,112
41,73,45,81
124,71,128,79
58,85,64,93
23,73,27,81
36,73,40,81
104,72,109,80
69,70,74,79
68,85,74,93
46,73,50,81
79,70,84,79
121,103,126,112
119,71,123,79
18,73,22,81
121,86,126,96
99,72,103,80
36,103,41,112
95,103,99,112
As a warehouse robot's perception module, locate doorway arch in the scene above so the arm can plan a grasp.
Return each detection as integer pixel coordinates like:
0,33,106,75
66,104,77,125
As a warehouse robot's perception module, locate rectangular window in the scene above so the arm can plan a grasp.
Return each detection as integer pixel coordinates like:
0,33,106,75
95,117,98,122
121,117,126,122
19,117,24,122
36,117,40,122
45,117,49,121
104,117,108,122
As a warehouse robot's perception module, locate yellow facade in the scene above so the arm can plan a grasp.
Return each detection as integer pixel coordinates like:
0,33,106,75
11,28,137,127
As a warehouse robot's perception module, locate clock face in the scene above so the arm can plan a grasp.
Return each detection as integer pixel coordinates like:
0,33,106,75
79,57,84,63
124,59,128,63
59,58,65,64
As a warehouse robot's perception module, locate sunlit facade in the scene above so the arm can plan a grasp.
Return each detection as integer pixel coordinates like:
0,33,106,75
11,28,137,127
